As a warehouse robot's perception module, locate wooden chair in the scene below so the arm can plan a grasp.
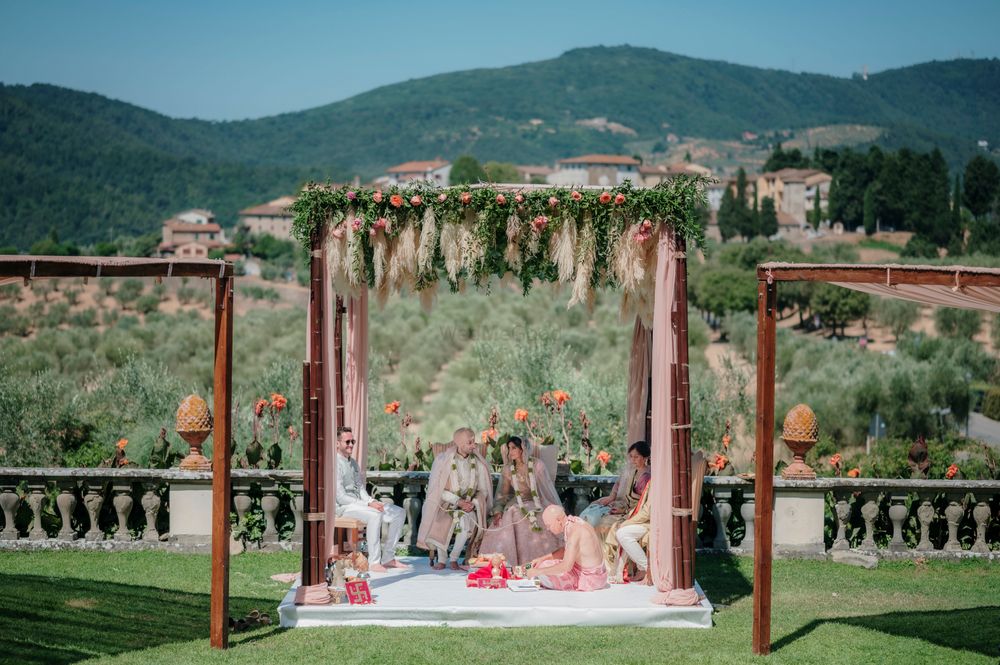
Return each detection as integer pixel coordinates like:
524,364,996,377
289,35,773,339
331,516,365,557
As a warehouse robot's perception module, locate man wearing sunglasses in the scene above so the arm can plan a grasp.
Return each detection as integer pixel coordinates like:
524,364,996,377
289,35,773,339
335,426,409,572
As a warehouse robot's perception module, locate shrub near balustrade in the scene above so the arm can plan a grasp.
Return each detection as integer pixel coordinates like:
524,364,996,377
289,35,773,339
982,388,1000,421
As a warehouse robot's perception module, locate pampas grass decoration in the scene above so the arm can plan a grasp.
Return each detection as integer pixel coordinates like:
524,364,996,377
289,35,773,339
569,219,595,308
323,219,352,295
371,231,388,288
504,212,522,271
388,223,418,291
347,221,366,289
549,214,578,283
460,211,485,279
440,221,462,282
417,207,438,274
611,222,646,295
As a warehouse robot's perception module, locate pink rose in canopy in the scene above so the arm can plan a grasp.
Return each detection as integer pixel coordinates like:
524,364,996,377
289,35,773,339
437,193,448,203
548,196,559,209
514,193,525,204
614,193,626,205
571,190,582,201
410,194,422,206
461,191,472,205
496,194,507,205
373,190,383,204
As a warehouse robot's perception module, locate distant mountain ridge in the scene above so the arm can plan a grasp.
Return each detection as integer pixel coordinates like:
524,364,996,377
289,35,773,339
2,45,999,248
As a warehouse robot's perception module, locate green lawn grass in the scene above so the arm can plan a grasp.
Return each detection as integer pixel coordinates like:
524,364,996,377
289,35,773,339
0,551,996,665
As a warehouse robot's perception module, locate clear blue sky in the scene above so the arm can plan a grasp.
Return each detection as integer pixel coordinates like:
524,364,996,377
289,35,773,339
1,0,998,121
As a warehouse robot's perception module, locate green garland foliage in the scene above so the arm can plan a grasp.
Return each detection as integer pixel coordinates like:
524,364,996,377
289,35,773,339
291,178,706,297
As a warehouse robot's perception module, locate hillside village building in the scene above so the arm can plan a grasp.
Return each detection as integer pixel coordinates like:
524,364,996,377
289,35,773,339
548,154,641,187
384,160,451,186
639,162,712,187
239,196,296,241
158,209,226,258
756,168,832,229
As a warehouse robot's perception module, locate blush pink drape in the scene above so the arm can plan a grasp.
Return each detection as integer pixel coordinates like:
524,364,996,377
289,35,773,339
345,291,370,476
648,228,699,606
626,316,652,447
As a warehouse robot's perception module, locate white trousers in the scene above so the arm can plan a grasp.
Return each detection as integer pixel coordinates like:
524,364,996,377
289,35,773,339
428,509,477,562
616,524,649,571
341,503,406,566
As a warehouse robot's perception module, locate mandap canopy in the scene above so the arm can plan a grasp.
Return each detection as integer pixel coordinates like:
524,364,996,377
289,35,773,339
291,179,707,607
751,261,1000,656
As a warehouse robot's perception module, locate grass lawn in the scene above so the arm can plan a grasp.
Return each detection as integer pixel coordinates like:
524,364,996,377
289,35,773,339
0,550,997,665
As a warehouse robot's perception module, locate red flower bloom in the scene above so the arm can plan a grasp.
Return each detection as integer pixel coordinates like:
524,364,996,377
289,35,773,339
390,194,404,208
596,450,611,466
270,393,288,412
713,454,729,470
551,390,571,406
599,192,612,204
384,400,400,415
945,464,959,479
614,193,626,205
847,468,861,478
116,438,128,450
571,190,582,201
254,399,269,417
514,408,529,422
829,454,843,467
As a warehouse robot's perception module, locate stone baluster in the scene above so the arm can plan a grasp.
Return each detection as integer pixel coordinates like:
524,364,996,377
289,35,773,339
371,478,398,507
83,481,106,541
289,481,304,546
969,494,992,554
915,494,936,551
0,481,20,540
859,492,879,550
232,480,253,528
711,487,733,549
832,490,852,551
56,480,79,541
402,480,424,553
571,486,592,517
739,489,755,550
260,481,280,545
943,493,966,552
111,482,134,542
887,493,909,552
140,483,162,542
26,480,49,540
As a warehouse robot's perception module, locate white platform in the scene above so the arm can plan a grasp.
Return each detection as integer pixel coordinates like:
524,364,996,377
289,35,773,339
277,558,713,629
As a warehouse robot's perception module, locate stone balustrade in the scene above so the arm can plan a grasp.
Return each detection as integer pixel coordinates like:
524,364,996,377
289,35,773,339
1,468,997,560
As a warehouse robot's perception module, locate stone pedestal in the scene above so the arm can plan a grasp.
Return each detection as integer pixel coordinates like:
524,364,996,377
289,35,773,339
772,487,826,555
169,480,213,545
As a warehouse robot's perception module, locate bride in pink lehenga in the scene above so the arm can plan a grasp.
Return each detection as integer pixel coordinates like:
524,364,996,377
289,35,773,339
479,437,563,566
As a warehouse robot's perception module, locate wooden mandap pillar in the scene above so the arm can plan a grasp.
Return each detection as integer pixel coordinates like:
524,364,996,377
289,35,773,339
752,277,777,655
210,275,234,649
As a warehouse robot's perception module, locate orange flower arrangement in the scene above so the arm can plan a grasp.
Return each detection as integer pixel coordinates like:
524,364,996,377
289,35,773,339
945,464,959,479
270,393,287,412
384,400,400,415
481,428,499,444
596,450,611,466
847,468,861,478
116,438,128,450
389,194,404,208
514,408,529,422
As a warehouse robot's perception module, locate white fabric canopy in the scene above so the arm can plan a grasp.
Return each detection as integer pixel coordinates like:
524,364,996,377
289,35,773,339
834,282,1000,313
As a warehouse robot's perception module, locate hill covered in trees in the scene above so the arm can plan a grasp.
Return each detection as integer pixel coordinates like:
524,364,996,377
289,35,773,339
2,45,999,248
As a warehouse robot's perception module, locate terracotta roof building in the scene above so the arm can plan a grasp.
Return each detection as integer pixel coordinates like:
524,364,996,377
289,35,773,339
385,159,451,186
158,214,226,258
549,154,641,187
239,196,296,241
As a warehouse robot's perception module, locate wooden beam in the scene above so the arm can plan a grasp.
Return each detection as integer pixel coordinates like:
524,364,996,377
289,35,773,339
301,361,313,580
757,263,1000,287
752,278,777,656
210,276,233,650
675,234,694,589
0,256,234,279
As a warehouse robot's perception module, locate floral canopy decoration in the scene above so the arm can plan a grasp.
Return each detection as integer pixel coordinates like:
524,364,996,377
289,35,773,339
291,178,706,319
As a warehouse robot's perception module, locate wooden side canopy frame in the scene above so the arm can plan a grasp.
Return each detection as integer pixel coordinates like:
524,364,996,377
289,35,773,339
0,256,236,649
751,261,1000,655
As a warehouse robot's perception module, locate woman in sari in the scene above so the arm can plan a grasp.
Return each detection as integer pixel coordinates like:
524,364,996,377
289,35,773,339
479,436,563,566
579,441,651,540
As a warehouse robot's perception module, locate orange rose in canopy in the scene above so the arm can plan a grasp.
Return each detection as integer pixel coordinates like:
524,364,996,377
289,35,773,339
514,409,529,422
390,194,404,208
596,450,611,466
270,393,288,412
384,400,400,415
